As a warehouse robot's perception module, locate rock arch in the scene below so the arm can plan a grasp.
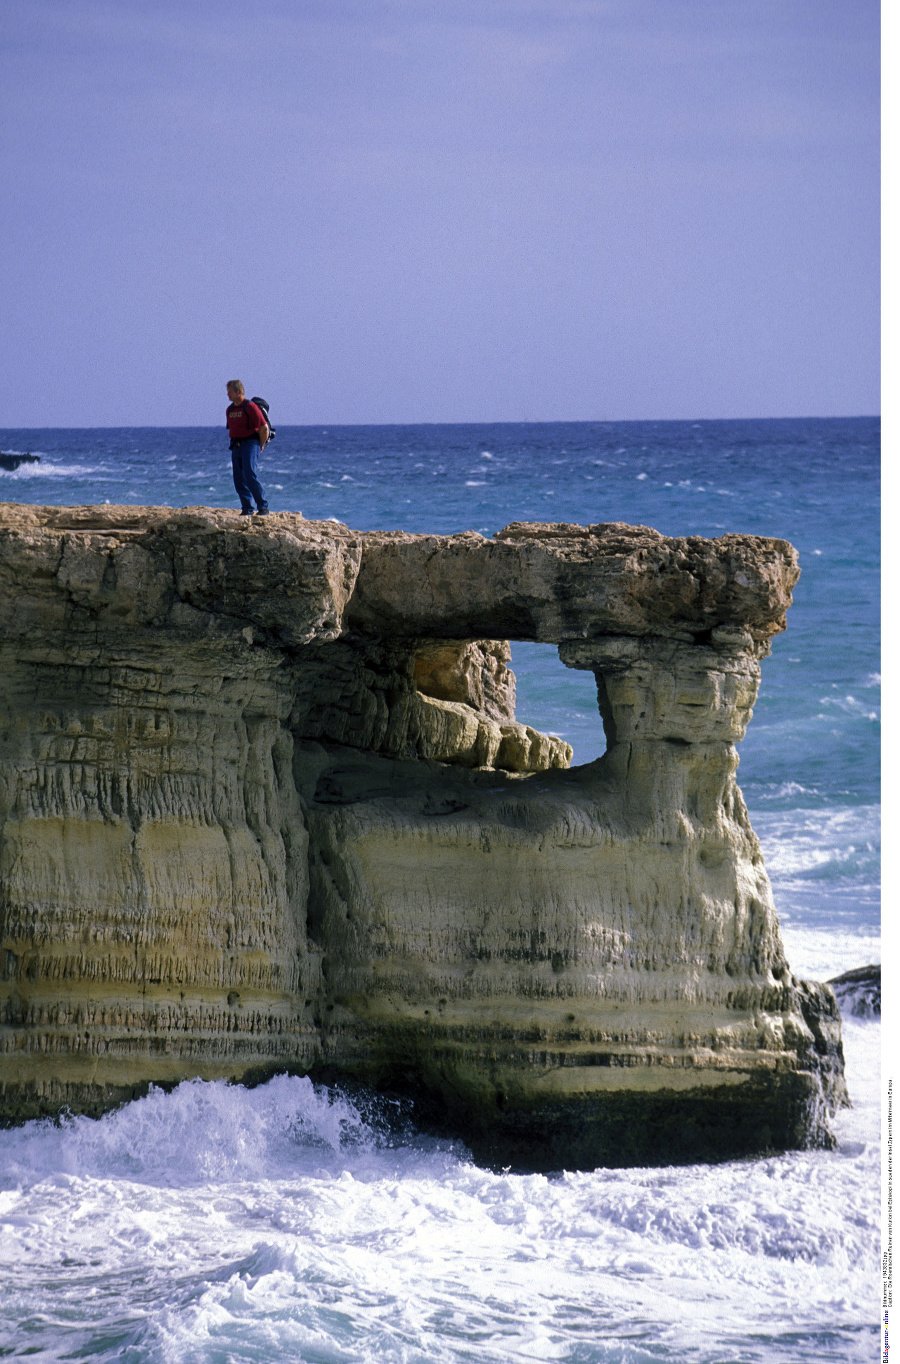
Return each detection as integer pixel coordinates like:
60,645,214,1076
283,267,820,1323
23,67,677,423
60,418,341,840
0,505,845,1168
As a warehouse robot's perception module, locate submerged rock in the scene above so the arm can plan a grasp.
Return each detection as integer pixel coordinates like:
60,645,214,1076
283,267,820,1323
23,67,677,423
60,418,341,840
0,503,845,1167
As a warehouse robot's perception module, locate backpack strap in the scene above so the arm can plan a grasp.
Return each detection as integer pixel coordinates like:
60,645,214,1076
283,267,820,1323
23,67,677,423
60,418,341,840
240,398,259,436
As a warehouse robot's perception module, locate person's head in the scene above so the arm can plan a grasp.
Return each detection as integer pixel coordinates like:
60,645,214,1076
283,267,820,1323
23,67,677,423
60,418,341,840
226,380,245,402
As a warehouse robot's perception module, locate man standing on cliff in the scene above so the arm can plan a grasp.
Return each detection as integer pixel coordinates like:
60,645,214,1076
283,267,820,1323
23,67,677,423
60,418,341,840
226,380,269,516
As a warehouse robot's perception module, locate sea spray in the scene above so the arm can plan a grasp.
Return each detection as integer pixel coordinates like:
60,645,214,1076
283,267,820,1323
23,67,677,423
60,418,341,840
0,1076,467,1192
0,1022,879,1363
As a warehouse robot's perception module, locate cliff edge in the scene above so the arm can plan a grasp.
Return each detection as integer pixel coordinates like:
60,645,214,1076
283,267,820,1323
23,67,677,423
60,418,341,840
0,504,845,1169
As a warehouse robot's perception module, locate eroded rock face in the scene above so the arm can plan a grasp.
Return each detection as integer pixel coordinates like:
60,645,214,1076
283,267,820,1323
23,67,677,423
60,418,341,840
0,504,844,1167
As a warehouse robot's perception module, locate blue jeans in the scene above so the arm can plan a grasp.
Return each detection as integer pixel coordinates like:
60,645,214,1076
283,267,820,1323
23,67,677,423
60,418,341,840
231,439,268,513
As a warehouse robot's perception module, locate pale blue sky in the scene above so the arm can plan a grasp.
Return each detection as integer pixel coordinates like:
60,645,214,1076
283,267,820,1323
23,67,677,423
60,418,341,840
2,0,880,425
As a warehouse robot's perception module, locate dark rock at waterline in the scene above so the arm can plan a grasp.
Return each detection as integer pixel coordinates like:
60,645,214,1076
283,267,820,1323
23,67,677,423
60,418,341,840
0,452,40,471
827,964,880,1019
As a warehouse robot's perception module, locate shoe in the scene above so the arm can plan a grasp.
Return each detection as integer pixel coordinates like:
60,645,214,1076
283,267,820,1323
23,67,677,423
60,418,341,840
256,507,269,516
240,509,254,517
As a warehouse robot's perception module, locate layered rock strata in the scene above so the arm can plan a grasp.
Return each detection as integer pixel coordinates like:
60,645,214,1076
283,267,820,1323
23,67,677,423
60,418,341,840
0,504,845,1168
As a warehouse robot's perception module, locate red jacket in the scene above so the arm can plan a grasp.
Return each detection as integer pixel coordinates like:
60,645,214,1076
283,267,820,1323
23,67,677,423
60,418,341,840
227,399,266,442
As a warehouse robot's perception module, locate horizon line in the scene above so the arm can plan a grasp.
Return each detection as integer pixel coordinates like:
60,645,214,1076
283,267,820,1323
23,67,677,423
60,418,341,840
0,413,881,433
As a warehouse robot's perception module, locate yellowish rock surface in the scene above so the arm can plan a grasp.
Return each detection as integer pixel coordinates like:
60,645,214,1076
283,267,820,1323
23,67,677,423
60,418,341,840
0,504,843,1167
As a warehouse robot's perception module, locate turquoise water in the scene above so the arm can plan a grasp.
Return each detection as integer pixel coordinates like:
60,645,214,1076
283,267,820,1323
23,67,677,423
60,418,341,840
0,418,881,1361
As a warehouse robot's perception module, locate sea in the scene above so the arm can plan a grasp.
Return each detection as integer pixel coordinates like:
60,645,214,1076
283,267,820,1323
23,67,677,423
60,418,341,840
0,417,882,1363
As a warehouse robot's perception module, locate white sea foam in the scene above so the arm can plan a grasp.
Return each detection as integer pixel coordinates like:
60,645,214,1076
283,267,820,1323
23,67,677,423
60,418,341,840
754,804,879,881
818,694,880,721
757,780,817,801
1,461,101,479
779,925,880,982
0,1019,879,1363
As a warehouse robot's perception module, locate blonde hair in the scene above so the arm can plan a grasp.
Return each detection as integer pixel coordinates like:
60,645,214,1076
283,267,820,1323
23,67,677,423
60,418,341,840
227,379,245,397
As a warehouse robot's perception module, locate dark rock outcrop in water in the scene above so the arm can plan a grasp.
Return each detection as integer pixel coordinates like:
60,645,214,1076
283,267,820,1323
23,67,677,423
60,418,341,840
0,452,40,471
0,504,846,1169
828,964,880,1019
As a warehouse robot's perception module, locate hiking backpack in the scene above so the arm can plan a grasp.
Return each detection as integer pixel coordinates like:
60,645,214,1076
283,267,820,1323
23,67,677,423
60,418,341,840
250,396,276,443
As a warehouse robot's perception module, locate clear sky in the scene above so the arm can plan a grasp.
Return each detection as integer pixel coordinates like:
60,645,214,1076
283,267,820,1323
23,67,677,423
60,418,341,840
2,0,879,426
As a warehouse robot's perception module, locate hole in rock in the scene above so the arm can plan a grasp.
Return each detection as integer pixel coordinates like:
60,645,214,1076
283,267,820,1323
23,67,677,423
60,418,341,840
509,642,604,765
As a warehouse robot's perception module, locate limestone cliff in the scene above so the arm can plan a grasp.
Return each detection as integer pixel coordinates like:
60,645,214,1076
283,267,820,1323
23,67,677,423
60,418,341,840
0,504,845,1169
